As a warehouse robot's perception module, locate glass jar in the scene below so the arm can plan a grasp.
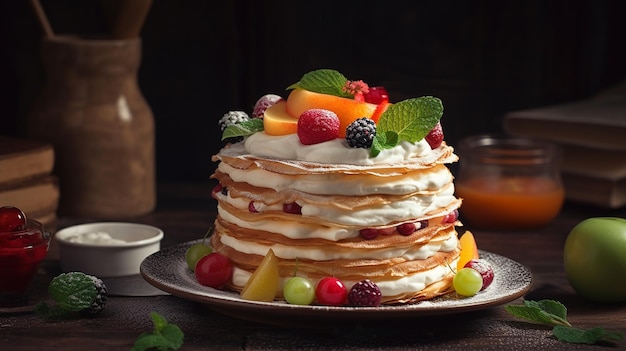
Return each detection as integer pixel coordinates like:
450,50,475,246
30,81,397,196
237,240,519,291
455,135,565,230
0,219,50,305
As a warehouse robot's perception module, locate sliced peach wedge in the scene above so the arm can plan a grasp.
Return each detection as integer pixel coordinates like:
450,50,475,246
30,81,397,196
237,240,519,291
262,100,298,136
285,89,389,137
457,231,479,271
240,248,280,302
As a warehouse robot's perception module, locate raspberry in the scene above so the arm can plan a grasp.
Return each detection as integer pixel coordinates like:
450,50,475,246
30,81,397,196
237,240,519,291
363,86,389,104
252,94,283,119
425,122,444,149
218,111,250,131
297,109,340,145
81,275,108,316
345,118,377,148
348,279,382,307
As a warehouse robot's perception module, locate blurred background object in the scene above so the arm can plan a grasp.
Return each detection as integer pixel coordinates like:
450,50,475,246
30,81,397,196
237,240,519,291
1,0,625,188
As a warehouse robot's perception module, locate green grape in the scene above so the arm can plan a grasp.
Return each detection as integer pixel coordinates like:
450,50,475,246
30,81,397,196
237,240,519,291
283,276,315,305
453,268,483,296
185,243,212,271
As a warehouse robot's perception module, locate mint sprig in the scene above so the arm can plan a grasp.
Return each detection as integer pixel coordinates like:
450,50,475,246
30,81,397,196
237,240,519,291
221,119,264,140
286,69,352,98
506,299,623,345
132,312,184,351
371,96,443,157
35,272,98,319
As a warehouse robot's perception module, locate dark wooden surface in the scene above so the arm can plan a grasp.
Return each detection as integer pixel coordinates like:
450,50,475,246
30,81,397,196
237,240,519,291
1,183,625,350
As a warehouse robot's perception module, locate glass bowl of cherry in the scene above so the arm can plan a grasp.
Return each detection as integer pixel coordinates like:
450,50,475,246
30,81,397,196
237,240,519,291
0,206,51,306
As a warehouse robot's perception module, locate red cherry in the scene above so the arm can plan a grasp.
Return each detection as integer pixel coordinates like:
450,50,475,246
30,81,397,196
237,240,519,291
464,259,494,290
0,206,27,232
425,122,444,149
363,86,389,104
315,277,347,306
194,253,233,288
283,202,302,214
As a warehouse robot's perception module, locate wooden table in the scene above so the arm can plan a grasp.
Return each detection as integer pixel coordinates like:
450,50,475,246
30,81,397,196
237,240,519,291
2,183,625,350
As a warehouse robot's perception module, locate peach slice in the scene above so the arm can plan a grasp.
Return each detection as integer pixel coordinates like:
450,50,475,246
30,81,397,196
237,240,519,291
286,89,379,137
457,231,479,271
263,100,298,136
240,248,280,302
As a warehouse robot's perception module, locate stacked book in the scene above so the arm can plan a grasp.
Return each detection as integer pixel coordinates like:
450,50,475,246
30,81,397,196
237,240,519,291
503,81,626,208
0,137,59,227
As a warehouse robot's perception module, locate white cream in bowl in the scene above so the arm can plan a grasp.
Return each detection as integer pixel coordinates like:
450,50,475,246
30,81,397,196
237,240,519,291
55,222,164,277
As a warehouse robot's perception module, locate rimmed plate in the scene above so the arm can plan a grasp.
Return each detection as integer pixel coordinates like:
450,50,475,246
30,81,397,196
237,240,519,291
140,241,532,325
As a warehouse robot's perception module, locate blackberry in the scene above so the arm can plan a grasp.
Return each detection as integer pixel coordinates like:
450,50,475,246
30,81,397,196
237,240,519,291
346,118,376,148
81,275,108,316
348,279,382,307
218,111,250,131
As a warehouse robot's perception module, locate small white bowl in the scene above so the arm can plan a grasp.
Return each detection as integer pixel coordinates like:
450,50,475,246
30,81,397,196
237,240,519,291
55,222,163,277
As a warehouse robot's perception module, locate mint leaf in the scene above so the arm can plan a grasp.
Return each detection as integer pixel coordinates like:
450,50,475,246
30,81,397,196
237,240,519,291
221,119,264,140
132,312,184,351
48,272,97,312
376,96,443,144
553,326,624,345
505,299,571,327
286,69,351,97
370,130,399,157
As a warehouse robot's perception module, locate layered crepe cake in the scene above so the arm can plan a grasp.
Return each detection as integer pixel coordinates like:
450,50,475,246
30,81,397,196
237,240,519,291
210,69,462,304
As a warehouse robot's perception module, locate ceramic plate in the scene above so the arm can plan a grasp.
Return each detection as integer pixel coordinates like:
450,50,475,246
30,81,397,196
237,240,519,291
140,241,532,325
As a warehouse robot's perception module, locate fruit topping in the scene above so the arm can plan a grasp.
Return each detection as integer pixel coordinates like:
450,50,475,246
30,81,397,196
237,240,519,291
363,86,389,104
345,117,377,148
442,209,459,223
315,276,347,306
396,222,417,236
241,249,280,302
185,228,213,271
283,276,315,305
0,206,27,232
218,111,250,132
194,252,232,288
457,231,479,271
296,109,340,145
348,279,382,307
464,259,494,291
342,80,370,102
252,94,284,119
359,228,379,240
283,202,302,214
248,201,259,213
262,100,298,136
453,267,483,296
425,122,444,149
211,184,223,199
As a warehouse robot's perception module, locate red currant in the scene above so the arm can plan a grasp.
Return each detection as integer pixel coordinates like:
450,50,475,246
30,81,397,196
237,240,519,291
0,206,27,232
283,202,302,214
397,222,416,236
194,253,233,288
359,228,378,240
363,86,389,104
315,277,347,306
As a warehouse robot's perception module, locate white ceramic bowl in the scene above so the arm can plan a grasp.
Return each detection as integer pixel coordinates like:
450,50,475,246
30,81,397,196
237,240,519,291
55,222,163,277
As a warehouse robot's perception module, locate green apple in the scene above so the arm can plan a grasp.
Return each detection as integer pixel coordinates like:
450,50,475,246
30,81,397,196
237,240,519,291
564,217,626,303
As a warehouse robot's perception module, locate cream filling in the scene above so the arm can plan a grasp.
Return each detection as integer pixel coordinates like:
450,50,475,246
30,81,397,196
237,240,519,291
216,185,457,227
218,231,458,261
244,133,432,165
231,257,459,298
218,162,452,196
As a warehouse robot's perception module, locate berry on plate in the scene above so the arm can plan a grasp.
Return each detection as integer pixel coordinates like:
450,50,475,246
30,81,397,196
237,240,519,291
348,279,382,307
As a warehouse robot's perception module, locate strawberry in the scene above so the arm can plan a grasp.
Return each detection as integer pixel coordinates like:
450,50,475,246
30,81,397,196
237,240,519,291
425,122,444,149
297,109,340,145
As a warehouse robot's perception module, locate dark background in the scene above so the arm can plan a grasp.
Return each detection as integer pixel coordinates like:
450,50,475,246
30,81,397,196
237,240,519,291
1,0,625,183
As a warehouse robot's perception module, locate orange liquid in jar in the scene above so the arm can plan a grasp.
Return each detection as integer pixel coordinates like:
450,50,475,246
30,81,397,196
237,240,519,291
455,176,564,229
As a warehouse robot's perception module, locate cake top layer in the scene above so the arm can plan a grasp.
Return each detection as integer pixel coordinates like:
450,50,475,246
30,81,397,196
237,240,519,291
218,69,450,166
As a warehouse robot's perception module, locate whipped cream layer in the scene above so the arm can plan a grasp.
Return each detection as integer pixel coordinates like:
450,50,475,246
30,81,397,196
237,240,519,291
218,162,452,196
244,133,433,165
